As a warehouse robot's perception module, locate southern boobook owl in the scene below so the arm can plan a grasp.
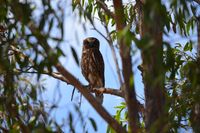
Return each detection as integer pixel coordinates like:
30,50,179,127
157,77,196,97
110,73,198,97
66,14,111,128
81,37,104,104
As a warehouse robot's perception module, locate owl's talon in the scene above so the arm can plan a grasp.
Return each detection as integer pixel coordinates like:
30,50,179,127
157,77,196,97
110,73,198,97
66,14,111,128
89,85,94,91
94,88,101,94
84,85,94,91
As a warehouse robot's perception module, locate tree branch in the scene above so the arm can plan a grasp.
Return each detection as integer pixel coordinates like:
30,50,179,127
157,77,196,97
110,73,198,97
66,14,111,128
15,68,145,114
91,26,123,86
104,26,123,86
14,68,124,98
55,63,127,133
92,87,123,97
96,0,115,18
194,0,200,4
113,1,139,133
14,66,144,116
27,22,127,133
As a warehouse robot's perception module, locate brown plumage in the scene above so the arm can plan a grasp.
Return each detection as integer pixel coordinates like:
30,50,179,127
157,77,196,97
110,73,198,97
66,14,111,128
81,37,104,104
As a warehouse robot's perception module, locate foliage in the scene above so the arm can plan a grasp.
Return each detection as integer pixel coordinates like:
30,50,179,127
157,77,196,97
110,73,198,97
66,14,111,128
0,0,65,132
0,0,200,132
164,42,200,132
72,0,199,132
0,0,93,132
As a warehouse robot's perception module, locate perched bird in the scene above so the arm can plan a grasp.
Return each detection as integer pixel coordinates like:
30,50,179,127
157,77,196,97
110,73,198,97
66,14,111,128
81,37,104,104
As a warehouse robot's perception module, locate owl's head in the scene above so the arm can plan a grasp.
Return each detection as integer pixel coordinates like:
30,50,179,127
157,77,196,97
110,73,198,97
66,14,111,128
83,37,100,50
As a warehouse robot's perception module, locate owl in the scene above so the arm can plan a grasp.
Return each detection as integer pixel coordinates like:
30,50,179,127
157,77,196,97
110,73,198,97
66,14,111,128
81,37,104,104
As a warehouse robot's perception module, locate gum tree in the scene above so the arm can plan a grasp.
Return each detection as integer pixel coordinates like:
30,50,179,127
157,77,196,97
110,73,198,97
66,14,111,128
0,0,200,132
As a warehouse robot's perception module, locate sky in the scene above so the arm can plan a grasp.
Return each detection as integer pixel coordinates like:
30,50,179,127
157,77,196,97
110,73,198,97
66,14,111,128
37,1,144,132
37,0,199,132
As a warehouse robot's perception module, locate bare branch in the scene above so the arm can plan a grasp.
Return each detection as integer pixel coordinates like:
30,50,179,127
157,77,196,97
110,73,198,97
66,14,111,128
11,44,124,99
92,25,123,86
14,68,124,98
55,63,127,133
92,87,123,97
14,67,144,115
96,0,115,18
26,22,127,133
104,26,123,86
194,0,200,4
91,27,109,42
9,30,126,131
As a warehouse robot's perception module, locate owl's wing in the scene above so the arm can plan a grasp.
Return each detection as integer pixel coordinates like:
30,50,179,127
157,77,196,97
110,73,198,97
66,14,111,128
91,49,105,86
81,52,90,82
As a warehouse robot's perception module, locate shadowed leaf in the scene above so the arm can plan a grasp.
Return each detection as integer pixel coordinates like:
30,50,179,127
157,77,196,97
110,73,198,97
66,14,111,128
71,46,79,66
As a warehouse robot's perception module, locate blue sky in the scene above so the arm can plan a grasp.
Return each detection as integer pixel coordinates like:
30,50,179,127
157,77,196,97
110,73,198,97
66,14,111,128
37,1,144,132
37,0,199,132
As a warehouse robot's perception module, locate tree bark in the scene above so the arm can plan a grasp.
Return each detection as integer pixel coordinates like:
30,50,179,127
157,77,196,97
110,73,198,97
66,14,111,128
26,23,127,133
113,1,139,133
55,63,127,133
190,16,200,133
197,17,200,56
136,0,166,132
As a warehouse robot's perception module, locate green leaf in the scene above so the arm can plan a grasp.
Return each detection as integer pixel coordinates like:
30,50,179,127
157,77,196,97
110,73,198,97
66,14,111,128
172,23,176,33
69,113,75,133
89,117,97,131
183,42,192,52
57,47,65,57
29,116,36,123
115,110,122,122
106,125,115,133
39,15,46,31
81,0,85,6
88,0,92,5
48,18,54,33
70,46,79,66
114,102,126,109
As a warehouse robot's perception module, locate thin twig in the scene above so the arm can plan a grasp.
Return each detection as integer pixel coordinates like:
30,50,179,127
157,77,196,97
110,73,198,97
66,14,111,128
14,69,124,98
104,25,123,86
14,68,144,114
11,37,126,132
9,45,35,65
96,0,115,18
91,26,123,86
71,87,76,101
194,0,200,4
7,8,128,133
11,24,139,133
54,63,127,133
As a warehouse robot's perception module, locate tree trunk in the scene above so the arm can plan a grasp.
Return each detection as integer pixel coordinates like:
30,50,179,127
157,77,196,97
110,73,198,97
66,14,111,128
136,0,166,132
113,1,139,133
197,17,200,56
190,16,200,133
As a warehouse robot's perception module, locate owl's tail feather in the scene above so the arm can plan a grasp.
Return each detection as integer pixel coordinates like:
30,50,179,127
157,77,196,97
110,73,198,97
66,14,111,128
95,93,104,104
